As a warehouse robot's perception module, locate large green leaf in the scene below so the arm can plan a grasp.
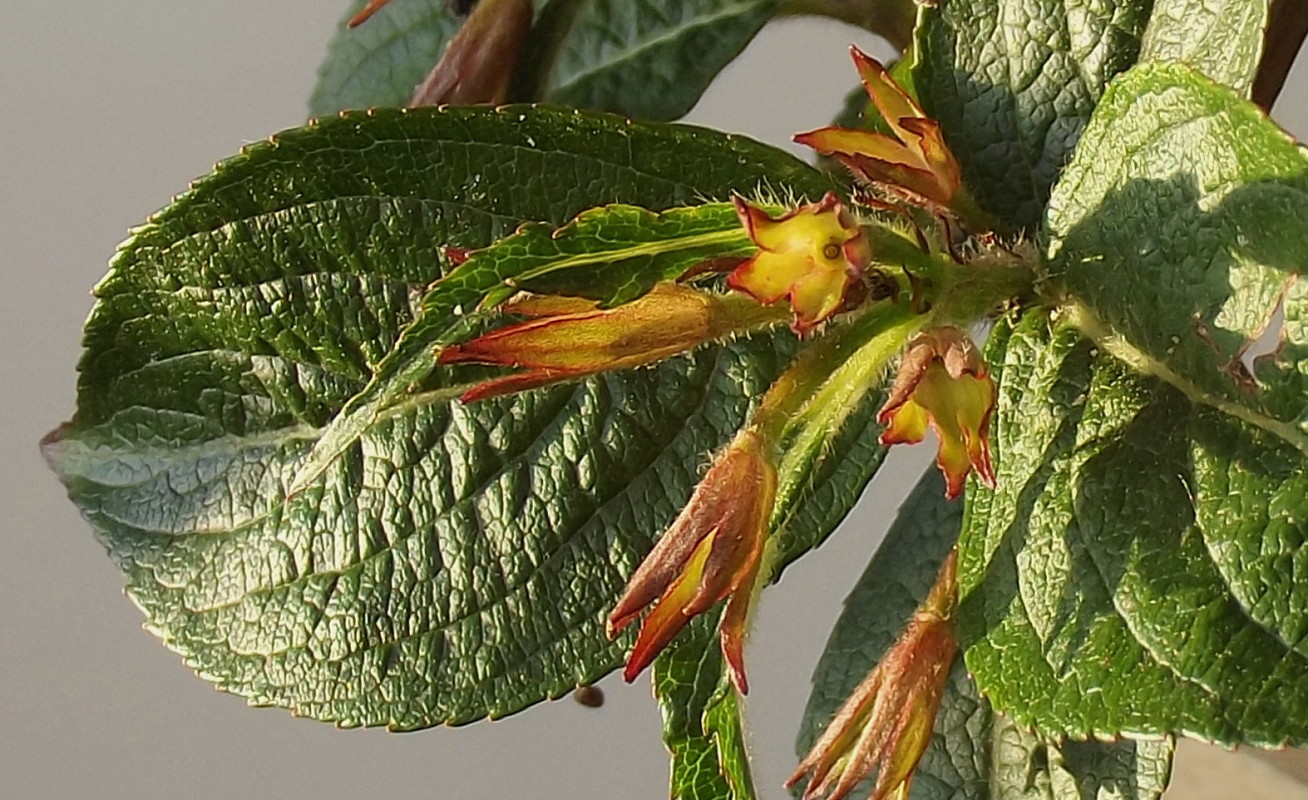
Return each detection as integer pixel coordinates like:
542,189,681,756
958,310,1308,747
799,468,1173,800
1138,0,1270,93
960,63,1308,745
44,105,896,731
1048,62,1307,442
912,0,1153,229
310,0,781,121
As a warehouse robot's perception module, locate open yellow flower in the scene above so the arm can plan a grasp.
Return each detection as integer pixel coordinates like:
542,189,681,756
728,192,871,336
795,47,963,209
606,429,776,694
878,328,996,499
788,551,958,800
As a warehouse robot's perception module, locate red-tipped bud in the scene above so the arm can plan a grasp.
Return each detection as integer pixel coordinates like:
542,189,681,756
408,0,533,106
607,429,776,694
439,283,717,402
728,192,871,336
795,47,962,209
878,327,996,499
788,552,959,800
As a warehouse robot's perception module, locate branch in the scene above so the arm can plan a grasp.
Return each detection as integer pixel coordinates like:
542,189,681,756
1252,0,1308,110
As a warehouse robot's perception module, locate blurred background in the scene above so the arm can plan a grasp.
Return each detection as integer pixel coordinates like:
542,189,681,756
2,3,1306,798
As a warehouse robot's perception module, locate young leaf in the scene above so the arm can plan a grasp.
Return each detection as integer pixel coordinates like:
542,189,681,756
958,311,1308,747
44,106,888,730
457,202,757,308
799,468,1174,800
1138,0,1270,93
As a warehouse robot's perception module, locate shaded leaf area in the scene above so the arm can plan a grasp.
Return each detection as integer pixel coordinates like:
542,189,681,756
655,614,757,800
1138,0,1269,94
799,468,1173,799
45,106,894,730
310,0,780,121
959,311,1308,747
1047,62,1308,442
912,0,1152,229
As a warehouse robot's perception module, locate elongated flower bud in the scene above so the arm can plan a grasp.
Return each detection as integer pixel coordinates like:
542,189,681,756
788,551,959,800
409,0,533,106
607,429,776,694
440,283,785,403
795,47,963,209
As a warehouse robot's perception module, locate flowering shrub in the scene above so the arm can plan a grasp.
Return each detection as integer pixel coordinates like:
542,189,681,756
45,1,1308,798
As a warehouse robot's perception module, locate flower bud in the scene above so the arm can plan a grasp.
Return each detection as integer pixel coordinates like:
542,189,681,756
728,192,871,336
878,327,996,499
440,283,784,403
795,47,963,209
788,552,959,800
409,0,533,106
607,429,777,694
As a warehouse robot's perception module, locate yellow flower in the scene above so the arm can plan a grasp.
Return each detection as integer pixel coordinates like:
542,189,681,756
728,192,871,336
795,47,963,209
606,429,776,694
788,551,958,800
878,328,996,499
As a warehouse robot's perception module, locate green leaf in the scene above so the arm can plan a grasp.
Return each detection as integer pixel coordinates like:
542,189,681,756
526,0,781,120
309,0,468,116
655,615,758,800
1138,0,1269,94
962,63,1308,746
958,310,1308,747
464,202,756,307
799,468,1173,800
44,105,890,731
1048,61,1307,446
310,0,782,121
912,0,1153,228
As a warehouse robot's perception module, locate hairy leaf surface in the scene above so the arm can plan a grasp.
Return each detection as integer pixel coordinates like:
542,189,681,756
959,311,1308,746
45,106,896,731
1048,62,1307,443
912,0,1152,228
799,469,1173,799
1138,0,1269,93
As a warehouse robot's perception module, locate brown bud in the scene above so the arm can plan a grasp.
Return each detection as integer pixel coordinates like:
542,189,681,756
409,0,533,107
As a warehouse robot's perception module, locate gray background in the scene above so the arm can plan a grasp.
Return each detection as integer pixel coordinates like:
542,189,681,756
3,3,1306,799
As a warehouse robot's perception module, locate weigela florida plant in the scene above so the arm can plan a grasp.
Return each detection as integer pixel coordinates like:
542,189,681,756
44,1,1308,799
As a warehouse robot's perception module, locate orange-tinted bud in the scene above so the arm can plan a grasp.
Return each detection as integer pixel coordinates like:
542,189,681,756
408,0,533,106
728,192,871,336
788,552,959,800
348,0,397,28
607,429,776,694
440,283,722,403
878,327,996,499
795,47,963,208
